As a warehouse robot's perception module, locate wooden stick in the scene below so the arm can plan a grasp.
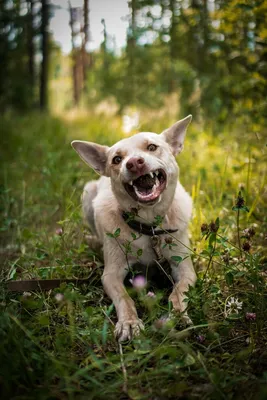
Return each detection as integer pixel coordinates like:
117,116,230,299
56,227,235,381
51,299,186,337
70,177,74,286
6,278,93,292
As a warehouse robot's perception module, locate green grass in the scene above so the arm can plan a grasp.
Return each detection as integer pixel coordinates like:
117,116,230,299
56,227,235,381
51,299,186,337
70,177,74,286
1,112,267,399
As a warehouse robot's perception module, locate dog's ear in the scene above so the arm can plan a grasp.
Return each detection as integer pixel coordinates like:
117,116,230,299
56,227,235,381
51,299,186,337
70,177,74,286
161,115,192,155
71,140,110,175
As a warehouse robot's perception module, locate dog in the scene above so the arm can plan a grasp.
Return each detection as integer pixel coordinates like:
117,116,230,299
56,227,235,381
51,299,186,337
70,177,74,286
71,115,196,341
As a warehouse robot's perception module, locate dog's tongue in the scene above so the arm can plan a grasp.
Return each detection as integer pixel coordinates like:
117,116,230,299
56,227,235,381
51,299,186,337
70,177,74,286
134,174,155,189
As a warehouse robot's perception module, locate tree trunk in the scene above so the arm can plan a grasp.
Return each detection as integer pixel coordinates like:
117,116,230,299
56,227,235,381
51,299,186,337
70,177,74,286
82,0,89,89
40,0,49,110
27,0,35,96
69,3,79,106
127,0,137,104
101,18,108,69
169,0,177,92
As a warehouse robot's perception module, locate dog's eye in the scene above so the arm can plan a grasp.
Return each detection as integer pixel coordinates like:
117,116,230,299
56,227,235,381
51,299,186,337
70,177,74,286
112,155,122,165
147,144,158,152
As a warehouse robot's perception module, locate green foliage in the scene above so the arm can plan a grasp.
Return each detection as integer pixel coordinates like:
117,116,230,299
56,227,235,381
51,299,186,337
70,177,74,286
106,228,121,238
2,0,267,131
171,255,183,264
0,0,56,111
84,0,267,130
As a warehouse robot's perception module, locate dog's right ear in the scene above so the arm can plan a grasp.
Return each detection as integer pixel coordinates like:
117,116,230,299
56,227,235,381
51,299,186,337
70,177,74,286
71,140,110,175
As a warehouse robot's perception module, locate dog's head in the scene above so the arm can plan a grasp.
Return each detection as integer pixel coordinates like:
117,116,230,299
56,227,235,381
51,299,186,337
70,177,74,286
72,115,192,210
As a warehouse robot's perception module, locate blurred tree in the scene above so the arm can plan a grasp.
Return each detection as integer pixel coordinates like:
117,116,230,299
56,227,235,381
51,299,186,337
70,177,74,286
0,0,54,112
69,3,81,106
40,0,50,110
0,0,31,110
0,0,266,129
82,0,90,92
27,0,35,97
86,0,267,127
69,1,92,106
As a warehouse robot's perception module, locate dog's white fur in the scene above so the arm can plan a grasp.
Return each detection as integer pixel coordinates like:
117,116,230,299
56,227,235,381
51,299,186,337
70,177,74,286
72,116,197,341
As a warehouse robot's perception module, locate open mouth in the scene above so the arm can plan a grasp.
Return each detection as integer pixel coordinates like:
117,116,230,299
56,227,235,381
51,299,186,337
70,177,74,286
124,169,167,204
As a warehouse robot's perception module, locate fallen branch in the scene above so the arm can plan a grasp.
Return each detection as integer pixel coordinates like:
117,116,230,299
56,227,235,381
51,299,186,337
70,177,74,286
5,278,92,292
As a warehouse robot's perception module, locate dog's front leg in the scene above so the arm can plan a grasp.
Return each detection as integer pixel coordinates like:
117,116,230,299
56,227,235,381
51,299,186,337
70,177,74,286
101,242,144,341
169,257,196,324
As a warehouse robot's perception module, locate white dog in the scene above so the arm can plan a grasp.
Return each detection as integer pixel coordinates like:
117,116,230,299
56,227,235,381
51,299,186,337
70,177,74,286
71,115,196,341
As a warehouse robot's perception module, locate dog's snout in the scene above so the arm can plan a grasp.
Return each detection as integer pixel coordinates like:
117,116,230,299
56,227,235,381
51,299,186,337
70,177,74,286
126,157,145,172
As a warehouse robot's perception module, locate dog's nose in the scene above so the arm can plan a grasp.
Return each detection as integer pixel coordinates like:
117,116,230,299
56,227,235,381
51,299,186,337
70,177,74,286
126,157,145,172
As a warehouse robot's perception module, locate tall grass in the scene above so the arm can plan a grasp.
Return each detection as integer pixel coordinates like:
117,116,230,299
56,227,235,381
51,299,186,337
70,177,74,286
0,112,266,399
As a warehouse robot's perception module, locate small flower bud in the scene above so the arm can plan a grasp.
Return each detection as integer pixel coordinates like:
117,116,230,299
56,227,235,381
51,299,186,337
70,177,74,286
132,275,147,289
23,292,32,298
146,291,156,298
209,221,219,233
201,223,209,234
165,236,173,244
55,228,63,236
248,228,255,237
235,192,245,208
196,334,205,343
222,253,230,263
55,293,64,302
154,316,171,329
245,312,256,321
242,227,256,239
242,241,251,252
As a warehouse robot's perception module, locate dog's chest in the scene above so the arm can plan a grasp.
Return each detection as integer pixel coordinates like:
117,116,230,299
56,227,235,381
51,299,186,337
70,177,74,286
130,233,173,264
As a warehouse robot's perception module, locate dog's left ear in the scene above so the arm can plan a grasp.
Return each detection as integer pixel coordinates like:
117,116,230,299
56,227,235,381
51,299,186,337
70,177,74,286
71,140,110,175
161,115,192,156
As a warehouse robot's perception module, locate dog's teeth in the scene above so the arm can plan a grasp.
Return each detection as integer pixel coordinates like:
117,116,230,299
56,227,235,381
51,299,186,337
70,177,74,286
129,181,133,186
155,170,159,176
149,172,153,178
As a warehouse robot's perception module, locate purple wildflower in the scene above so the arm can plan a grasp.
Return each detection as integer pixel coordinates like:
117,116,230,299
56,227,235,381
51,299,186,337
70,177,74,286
56,228,63,236
196,334,205,344
131,275,147,289
146,291,156,298
245,312,256,321
154,315,171,329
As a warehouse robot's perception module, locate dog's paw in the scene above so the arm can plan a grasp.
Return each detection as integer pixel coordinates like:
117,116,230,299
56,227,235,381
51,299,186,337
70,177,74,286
169,310,193,326
169,292,184,311
115,318,144,342
180,312,193,326
169,293,193,326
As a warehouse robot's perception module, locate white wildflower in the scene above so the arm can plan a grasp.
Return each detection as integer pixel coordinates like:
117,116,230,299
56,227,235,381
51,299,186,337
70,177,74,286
225,296,243,316
55,293,64,302
23,292,32,298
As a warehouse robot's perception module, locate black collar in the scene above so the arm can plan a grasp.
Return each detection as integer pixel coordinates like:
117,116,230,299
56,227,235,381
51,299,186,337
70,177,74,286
122,211,178,237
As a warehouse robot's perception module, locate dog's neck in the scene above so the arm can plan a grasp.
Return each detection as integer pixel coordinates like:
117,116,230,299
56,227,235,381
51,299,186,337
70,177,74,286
122,211,178,236
132,206,167,225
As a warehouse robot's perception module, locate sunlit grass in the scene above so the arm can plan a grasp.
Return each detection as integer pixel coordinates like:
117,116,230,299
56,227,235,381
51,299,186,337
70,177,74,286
0,112,266,399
